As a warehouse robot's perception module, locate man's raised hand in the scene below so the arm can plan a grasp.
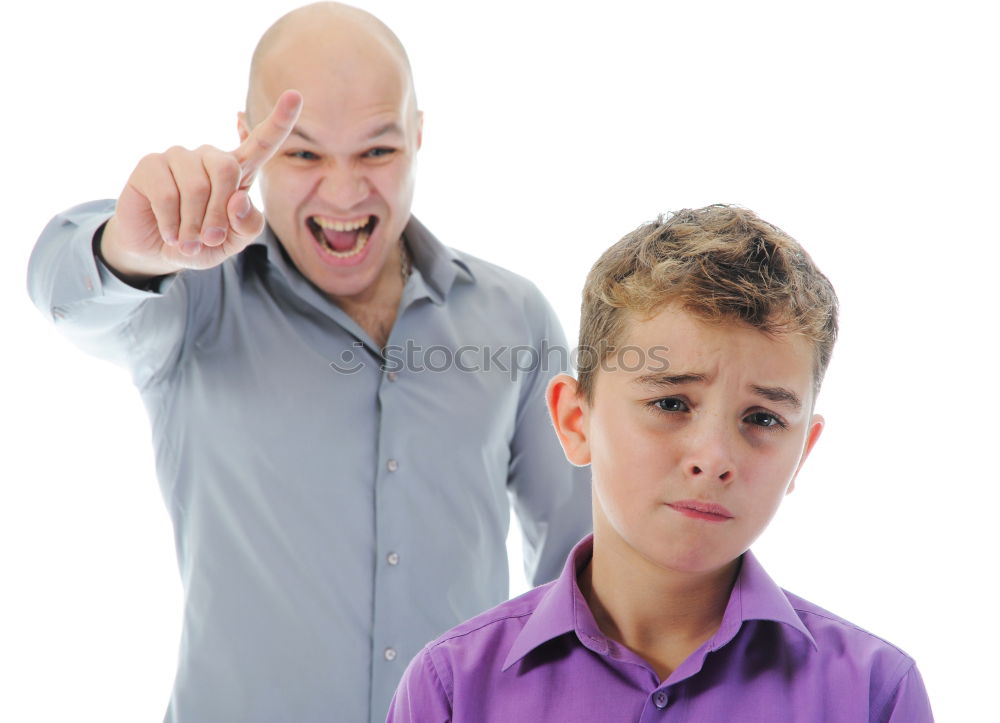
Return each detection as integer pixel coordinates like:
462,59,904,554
100,90,303,282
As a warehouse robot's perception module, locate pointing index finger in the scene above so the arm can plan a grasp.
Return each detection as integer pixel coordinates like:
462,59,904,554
236,89,303,188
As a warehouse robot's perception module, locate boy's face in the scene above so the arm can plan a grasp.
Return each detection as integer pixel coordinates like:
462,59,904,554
549,304,824,576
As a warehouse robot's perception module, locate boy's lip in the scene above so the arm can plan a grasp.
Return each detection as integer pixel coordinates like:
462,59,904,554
667,499,734,521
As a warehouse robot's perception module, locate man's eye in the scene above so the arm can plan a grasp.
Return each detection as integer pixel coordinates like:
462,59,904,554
363,147,396,159
653,397,689,413
288,150,319,160
745,411,787,429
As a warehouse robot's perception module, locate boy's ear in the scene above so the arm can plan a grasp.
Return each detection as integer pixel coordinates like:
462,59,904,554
546,374,591,467
786,413,825,495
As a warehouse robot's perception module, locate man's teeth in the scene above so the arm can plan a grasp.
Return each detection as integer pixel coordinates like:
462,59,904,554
312,216,370,232
309,215,374,258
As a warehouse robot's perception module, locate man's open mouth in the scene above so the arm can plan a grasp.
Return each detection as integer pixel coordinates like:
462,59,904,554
307,215,378,258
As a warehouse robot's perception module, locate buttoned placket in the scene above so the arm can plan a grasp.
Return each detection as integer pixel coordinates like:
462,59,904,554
369,280,428,723
364,254,460,722
577,625,673,723
581,632,678,720
371,356,405,721
639,683,675,719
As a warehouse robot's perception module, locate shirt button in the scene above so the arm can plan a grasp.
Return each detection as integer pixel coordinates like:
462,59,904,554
387,459,399,472
386,552,400,566
384,647,397,661
653,691,669,709
386,371,398,382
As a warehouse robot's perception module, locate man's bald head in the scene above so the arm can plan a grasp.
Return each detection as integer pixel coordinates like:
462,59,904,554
245,2,417,125
236,2,425,307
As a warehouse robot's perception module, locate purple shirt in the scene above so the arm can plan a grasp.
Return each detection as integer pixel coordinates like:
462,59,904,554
388,536,933,722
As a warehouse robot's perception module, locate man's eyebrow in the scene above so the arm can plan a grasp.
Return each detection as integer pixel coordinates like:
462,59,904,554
751,385,803,411
632,372,708,390
288,123,403,145
291,127,317,143
366,122,404,141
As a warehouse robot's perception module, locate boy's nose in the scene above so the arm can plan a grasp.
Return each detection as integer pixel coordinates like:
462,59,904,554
683,423,735,483
688,462,733,483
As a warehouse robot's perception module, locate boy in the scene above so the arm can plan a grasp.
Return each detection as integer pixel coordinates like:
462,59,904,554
386,205,934,721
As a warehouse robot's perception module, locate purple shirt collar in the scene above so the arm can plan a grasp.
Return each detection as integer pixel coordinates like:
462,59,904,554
502,535,817,673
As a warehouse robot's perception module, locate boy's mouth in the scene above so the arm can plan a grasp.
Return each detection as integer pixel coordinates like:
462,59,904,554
667,499,734,521
307,214,378,258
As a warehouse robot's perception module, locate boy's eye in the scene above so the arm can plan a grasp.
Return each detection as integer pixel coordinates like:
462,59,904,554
363,147,396,159
744,411,787,429
287,150,319,160
653,397,689,413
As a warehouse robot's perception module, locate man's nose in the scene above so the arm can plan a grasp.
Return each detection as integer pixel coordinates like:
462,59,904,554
317,162,370,209
681,419,736,484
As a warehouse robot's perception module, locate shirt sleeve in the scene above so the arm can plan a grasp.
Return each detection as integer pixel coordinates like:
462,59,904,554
877,662,935,723
507,283,593,586
385,646,452,723
26,200,190,389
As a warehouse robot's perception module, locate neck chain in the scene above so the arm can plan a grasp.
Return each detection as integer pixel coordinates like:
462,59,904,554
400,235,413,283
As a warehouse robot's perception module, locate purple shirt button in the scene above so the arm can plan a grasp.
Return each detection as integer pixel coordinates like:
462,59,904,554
653,691,669,709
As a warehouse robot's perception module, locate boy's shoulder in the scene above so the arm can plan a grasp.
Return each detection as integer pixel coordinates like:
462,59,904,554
774,586,928,718
781,586,917,672
737,551,916,669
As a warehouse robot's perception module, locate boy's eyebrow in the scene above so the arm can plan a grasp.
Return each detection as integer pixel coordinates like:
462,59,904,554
633,374,803,411
632,372,708,390
750,385,803,411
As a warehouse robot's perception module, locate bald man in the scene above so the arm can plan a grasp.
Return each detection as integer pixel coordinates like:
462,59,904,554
26,4,591,722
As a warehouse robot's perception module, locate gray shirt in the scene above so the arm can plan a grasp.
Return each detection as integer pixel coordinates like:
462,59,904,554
27,200,592,723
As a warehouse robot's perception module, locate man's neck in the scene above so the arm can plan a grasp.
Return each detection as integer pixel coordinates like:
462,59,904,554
579,535,739,682
334,238,409,348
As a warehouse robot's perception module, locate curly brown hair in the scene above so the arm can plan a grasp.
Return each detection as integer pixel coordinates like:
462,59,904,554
577,205,839,403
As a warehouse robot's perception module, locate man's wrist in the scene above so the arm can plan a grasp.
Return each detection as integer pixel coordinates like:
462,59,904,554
93,219,169,291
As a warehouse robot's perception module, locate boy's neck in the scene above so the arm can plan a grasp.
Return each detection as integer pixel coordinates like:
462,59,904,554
579,535,740,682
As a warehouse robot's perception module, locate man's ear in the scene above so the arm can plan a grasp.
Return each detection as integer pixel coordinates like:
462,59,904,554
415,110,424,150
786,413,824,495
237,111,250,143
546,374,591,467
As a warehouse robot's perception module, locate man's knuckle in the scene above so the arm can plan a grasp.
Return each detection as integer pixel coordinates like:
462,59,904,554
206,203,229,223
185,180,211,201
138,152,163,167
155,188,179,209
216,162,241,186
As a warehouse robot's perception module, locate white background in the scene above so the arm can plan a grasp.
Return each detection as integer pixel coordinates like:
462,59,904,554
3,1,997,720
